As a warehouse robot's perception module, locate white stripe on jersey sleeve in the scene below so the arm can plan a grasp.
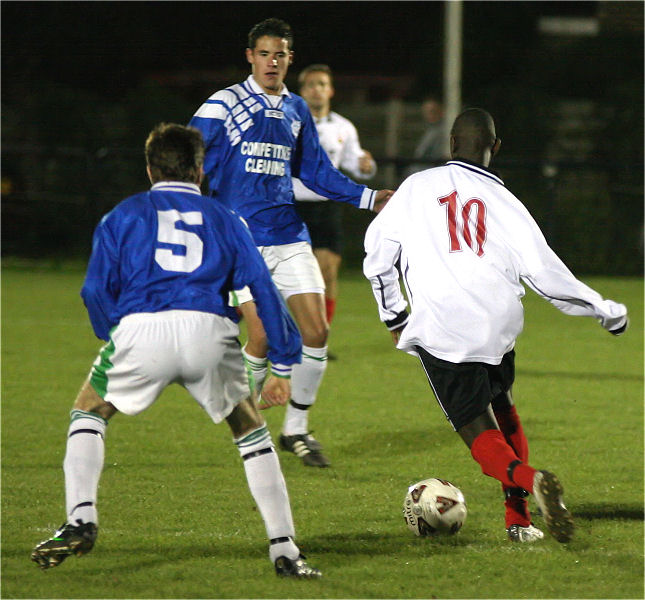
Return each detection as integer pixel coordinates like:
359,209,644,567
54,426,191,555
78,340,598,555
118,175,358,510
359,188,375,210
194,102,228,120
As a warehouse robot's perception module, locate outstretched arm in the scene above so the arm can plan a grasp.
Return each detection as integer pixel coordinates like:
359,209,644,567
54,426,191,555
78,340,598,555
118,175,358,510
363,200,409,343
514,210,628,334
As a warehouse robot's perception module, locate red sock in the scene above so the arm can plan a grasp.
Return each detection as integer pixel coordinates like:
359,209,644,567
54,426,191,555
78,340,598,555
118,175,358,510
494,404,532,526
494,404,529,462
470,429,536,491
503,493,531,527
325,297,336,324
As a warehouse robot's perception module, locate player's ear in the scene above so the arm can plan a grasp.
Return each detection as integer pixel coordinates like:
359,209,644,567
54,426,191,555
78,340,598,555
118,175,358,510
288,51,294,65
449,135,456,158
491,137,501,157
245,47,254,65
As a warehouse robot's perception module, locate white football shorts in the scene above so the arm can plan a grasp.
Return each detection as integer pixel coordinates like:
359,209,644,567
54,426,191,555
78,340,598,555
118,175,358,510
89,310,249,423
230,241,325,305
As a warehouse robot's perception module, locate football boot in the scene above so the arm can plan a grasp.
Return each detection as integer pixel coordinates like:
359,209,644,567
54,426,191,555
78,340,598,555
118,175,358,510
533,470,574,543
507,523,545,543
279,433,330,467
275,554,322,578
31,521,97,570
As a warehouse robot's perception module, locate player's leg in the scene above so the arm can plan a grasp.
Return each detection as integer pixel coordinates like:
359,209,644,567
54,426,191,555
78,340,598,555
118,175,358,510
281,291,330,467
297,201,342,352
267,242,330,467
313,248,342,325
32,313,174,569
490,389,538,540
31,380,114,570
416,345,573,543
486,352,536,538
458,409,573,542
227,400,297,559
186,313,319,577
226,398,319,577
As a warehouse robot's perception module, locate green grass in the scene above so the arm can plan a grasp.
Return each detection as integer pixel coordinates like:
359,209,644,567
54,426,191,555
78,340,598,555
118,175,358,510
2,265,643,599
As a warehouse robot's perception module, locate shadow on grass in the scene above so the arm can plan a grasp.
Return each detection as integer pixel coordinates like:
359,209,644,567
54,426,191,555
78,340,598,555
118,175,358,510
574,502,644,521
334,428,443,458
304,531,470,556
10,531,469,574
517,368,642,383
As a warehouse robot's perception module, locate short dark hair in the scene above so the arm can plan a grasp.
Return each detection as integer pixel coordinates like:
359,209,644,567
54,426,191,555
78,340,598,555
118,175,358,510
298,64,333,87
145,123,204,183
248,18,293,49
450,108,496,156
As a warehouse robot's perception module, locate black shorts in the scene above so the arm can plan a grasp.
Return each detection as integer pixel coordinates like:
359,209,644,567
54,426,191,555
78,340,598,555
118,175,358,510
416,346,516,431
294,200,343,254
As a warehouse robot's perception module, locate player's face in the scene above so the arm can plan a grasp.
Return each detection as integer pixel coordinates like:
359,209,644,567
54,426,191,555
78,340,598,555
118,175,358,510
422,100,443,124
300,72,334,112
246,35,293,95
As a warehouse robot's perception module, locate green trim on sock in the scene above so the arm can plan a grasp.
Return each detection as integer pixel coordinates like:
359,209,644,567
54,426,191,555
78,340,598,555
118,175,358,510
70,409,108,427
241,346,268,369
245,357,268,370
302,352,328,362
235,425,270,448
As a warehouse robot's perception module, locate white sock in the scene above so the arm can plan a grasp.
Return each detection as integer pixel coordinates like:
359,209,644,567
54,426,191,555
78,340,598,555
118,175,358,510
234,426,298,561
63,410,107,526
283,345,327,435
269,537,300,563
242,344,268,397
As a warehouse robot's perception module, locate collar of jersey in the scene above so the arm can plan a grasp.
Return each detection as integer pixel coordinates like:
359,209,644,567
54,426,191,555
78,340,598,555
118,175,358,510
447,159,504,186
151,182,202,195
314,112,334,125
246,74,291,99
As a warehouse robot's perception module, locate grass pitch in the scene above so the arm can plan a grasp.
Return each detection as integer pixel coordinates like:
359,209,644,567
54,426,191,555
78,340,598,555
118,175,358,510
2,264,643,599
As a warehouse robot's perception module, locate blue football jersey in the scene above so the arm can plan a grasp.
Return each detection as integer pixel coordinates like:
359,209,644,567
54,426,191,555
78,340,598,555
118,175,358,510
189,75,375,246
81,182,301,367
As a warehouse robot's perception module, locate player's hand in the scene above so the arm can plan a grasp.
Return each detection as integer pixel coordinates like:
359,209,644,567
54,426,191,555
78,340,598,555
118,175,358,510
359,151,374,174
373,189,394,213
258,376,291,409
608,316,629,336
601,312,629,336
391,326,405,345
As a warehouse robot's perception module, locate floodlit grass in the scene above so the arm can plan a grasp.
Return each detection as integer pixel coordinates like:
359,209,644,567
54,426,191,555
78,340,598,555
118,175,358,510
2,264,643,599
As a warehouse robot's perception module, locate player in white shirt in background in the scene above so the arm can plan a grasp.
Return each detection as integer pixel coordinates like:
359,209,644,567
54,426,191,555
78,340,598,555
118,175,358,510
364,108,628,544
293,64,377,356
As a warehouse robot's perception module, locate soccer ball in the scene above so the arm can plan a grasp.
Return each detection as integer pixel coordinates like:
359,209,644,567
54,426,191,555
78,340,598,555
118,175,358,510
403,478,467,536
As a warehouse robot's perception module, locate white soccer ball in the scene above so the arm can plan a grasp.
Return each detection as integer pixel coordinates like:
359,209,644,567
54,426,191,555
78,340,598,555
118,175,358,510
403,478,467,536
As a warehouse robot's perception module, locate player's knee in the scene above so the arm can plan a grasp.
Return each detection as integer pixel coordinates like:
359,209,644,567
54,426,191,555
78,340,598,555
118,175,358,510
226,396,264,438
300,321,329,347
73,380,117,420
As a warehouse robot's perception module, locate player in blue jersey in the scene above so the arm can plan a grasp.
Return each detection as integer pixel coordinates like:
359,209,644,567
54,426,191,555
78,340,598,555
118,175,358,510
189,18,394,468
30,123,321,578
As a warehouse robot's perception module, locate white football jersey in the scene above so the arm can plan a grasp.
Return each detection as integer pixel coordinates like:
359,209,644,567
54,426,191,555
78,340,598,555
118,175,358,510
364,160,628,364
293,111,376,201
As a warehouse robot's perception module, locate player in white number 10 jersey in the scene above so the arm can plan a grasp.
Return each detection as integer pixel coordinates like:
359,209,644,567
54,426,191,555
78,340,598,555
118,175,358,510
364,108,628,544
30,123,321,578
